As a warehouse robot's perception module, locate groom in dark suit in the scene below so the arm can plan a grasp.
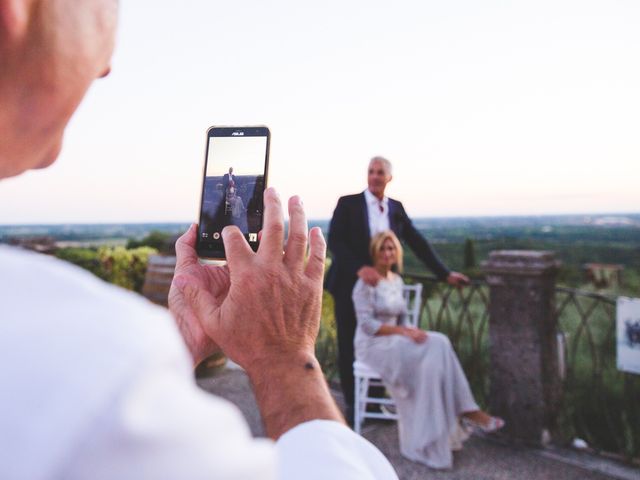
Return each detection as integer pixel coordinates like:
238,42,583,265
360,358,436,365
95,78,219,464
326,156,469,423
222,167,236,191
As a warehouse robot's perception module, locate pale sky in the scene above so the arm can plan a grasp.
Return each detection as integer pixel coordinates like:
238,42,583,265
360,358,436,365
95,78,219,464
206,137,268,177
1,0,639,223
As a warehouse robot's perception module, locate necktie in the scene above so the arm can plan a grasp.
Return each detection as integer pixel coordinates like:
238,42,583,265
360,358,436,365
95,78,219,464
379,203,384,213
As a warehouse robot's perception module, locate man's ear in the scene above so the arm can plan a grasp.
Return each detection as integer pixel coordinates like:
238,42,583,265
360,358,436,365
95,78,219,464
0,0,31,42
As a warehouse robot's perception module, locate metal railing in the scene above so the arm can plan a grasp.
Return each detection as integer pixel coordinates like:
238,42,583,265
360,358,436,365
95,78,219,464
403,273,491,407
555,287,640,463
403,274,640,464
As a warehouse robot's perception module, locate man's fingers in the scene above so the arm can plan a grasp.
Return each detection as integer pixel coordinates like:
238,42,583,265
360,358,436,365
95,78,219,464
304,227,326,281
222,226,253,270
175,224,198,271
452,273,470,288
284,196,308,269
362,269,380,286
258,187,285,258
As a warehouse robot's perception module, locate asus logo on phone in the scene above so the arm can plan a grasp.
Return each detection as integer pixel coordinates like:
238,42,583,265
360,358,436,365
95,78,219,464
231,131,244,136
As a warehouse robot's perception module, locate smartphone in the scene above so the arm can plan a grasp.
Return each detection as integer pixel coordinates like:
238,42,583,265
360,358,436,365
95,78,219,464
196,126,270,261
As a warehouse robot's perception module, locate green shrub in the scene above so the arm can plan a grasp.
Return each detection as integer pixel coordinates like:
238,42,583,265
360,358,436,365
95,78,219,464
97,246,157,292
55,245,157,292
316,291,338,380
55,248,104,279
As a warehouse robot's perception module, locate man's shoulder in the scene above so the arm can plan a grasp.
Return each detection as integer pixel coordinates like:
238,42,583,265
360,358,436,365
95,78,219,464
336,192,365,205
330,193,365,225
0,245,191,427
0,247,233,480
387,196,403,208
0,246,180,355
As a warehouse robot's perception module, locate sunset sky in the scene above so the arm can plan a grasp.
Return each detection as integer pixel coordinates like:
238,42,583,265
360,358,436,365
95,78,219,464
1,0,639,223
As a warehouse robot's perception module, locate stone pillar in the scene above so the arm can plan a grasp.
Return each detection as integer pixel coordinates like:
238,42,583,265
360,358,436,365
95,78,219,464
482,250,561,445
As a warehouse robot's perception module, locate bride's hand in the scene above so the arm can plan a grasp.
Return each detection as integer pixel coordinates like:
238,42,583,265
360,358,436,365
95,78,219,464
403,327,428,344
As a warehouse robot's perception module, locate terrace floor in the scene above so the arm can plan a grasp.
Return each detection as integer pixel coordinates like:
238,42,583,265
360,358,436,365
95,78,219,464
197,366,639,480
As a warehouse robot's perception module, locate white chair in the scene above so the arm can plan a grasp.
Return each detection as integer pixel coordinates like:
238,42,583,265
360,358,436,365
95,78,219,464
353,282,423,434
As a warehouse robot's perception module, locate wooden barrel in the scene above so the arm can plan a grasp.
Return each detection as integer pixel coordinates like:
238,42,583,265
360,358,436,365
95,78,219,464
143,254,229,373
142,255,176,307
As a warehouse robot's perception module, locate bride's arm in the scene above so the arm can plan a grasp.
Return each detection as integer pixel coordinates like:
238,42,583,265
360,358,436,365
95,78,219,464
352,280,413,338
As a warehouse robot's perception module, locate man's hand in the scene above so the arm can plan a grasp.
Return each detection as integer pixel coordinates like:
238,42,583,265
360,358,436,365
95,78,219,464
403,327,428,344
446,271,470,288
170,188,343,438
168,224,229,366
170,188,325,370
357,265,383,286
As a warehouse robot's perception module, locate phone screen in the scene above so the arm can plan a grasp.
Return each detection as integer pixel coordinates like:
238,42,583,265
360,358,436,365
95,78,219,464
196,126,270,259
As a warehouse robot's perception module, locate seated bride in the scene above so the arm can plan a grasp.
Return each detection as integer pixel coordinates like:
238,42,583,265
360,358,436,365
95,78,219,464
352,230,504,469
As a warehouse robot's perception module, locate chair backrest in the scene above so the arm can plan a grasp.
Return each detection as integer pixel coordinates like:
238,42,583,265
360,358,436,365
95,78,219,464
402,283,423,328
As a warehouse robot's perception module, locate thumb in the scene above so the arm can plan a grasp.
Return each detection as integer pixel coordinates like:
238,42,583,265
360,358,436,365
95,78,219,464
221,226,253,271
173,274,220,336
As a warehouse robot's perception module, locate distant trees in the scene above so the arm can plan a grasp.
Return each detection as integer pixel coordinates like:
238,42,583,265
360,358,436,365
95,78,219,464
461,237,481,277
126,231,174,252
463,238,476,270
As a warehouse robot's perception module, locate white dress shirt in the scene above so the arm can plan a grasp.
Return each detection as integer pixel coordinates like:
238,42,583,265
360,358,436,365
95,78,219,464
364,188,390,236
0,246,397,480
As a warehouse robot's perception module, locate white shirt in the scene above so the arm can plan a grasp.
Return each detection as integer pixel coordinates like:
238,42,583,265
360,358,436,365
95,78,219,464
364,188,390,236
0,246,397,480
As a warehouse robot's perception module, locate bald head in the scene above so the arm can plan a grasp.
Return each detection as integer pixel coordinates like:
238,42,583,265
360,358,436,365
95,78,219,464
0,0,118,179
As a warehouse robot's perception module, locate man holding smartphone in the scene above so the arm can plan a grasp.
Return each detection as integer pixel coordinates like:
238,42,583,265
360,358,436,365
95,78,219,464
0,1,396,479
326,156,470,423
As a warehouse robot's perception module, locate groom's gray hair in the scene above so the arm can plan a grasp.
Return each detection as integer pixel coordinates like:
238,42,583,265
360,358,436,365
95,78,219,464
369,156,392,175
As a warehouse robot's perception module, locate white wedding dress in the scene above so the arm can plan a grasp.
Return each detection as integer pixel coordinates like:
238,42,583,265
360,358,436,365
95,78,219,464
352,274,479,469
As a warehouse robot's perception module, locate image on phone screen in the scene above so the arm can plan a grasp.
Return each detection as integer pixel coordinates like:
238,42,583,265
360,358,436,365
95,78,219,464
197,126,270,259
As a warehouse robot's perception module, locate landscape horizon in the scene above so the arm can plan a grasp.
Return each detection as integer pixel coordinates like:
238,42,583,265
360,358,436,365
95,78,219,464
3,212,639,295
2,211,640,229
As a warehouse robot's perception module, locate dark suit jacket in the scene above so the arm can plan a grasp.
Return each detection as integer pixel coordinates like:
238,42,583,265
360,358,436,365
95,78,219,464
325,192,450,297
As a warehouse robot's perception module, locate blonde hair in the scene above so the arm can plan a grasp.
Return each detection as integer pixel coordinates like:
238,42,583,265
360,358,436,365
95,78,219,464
370,230,403,273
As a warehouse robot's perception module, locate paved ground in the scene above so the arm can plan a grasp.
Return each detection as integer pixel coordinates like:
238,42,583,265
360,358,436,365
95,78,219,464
362,423,628,480
197,366,639,480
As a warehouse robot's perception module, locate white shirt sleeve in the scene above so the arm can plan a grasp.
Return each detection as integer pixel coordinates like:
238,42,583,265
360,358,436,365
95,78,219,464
58,363,398,480
58,357,277,480
277,420,398,480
